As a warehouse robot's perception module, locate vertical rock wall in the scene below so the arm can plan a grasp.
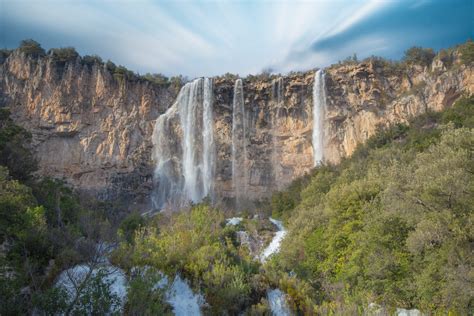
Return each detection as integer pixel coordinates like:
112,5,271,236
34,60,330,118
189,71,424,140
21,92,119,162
1,48,472,208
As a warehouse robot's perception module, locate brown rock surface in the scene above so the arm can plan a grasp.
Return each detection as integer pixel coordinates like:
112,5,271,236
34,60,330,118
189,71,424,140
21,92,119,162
0,48,472,208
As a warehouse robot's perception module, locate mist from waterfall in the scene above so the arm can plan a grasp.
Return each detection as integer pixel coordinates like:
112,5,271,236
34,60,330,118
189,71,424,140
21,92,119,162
232,79,247,208
312,69,326,166
152,78,215,209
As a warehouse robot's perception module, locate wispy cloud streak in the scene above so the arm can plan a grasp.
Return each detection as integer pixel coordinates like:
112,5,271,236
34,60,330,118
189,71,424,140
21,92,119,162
1,0,472,77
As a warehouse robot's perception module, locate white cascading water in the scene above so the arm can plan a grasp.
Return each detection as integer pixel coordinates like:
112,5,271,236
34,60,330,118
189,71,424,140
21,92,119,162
202,78,215,200
260,218,287,262
267,289,291,316
312,69,327,166
165,275,205,316
231,79,247,208
271,77,284,190
152,78,215,209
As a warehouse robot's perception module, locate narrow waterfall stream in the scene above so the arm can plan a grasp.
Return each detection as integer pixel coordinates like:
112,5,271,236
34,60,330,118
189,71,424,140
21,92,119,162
231,78,248,208
152,78,215,209
165,275,205,316
312,69,326,166
260,218,287,262
56,259,204,315
271,77,284,190
261,218,291,315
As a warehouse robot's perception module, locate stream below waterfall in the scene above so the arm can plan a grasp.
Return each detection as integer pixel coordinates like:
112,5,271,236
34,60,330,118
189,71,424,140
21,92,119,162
263,218,291,316
55,247,204,315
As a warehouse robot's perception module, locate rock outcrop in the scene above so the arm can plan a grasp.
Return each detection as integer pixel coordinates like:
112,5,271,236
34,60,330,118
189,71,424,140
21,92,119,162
0,47,472,209
0,50,178,207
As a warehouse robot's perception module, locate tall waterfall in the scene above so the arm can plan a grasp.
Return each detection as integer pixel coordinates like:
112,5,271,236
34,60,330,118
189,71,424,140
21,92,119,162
152,78,215,209
231,79,247,207
202,78,215,199
312,69,326,166
271,77,284,189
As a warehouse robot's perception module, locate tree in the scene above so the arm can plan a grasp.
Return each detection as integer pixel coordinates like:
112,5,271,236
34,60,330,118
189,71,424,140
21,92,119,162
403,46,436,67
49,47,79,66
18,39,45,57
0,109,37,181
459,39,474,65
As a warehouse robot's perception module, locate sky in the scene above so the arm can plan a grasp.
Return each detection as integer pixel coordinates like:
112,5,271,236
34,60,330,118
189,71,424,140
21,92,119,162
1,0,473,78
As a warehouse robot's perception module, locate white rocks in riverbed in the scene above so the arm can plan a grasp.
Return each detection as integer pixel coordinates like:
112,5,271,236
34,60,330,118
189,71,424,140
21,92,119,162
396,308,423,316
267,289,291,316
165,275,205,316
226,217,243,226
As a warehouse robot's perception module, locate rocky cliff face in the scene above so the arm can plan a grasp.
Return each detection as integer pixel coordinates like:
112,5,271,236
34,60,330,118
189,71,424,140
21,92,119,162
0,48,472,209
324,52,473,162
0,50,178,207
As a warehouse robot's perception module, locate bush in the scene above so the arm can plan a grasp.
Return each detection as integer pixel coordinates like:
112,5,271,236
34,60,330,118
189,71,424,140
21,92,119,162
125,267,172,315
459,39,474,65
81,54,103,67
143,73,170,85
113,65,137,82
403,46,436,67
49,47,79,65
18,39,45,57
0,109,37,181
118,212,145,244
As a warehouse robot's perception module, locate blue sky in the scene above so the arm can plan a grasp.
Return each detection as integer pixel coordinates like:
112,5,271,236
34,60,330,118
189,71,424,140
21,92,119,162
1,0,472,77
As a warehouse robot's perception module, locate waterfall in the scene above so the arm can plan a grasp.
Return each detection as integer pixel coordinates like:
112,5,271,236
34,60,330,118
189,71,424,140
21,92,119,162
271,77,284,189
152,78,215,209
202,78,215,200
231,79,247,208
179,79,203,203
312,69,326,166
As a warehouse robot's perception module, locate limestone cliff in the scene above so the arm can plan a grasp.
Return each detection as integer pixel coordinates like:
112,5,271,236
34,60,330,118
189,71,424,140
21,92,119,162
0,47,472,208
0,50,178,207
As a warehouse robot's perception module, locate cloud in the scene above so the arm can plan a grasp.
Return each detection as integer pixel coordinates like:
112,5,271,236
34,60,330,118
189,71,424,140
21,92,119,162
1,0,472,77
278,0,473,73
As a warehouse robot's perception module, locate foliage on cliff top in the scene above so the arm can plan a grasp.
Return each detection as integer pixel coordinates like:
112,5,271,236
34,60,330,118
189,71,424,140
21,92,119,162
403,46,436,67
49,47,80,65
459,39,474,65
11,39,184,90
267,96,474,314
18,39,46,57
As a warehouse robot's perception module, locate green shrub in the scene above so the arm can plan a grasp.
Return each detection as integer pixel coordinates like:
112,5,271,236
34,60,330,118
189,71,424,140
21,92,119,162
403,46,436,67
143,73,170,85
459,39,474,65
118,212,145,244
125,267,172,315
49,47,79,65
0,109,37,181
81,54,103,67
18,39,45,57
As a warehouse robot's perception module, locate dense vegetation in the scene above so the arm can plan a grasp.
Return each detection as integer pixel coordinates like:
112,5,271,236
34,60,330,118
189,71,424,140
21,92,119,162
267,96,473,314
0,109,124,314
